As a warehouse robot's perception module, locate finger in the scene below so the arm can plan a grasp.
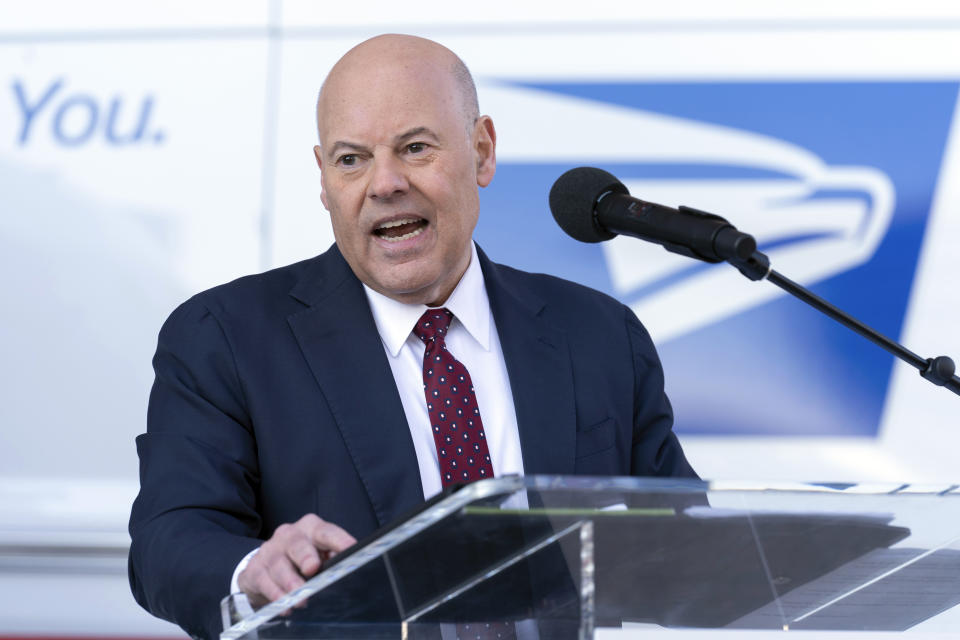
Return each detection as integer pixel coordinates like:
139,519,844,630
309,520,357,554
285,533,324,577
239,563,288,608
240,530,309,603
256,573,289,604
267,556,307,594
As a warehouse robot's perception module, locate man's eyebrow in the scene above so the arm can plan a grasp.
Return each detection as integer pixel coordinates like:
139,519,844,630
326,140,367,157
394,127,439,144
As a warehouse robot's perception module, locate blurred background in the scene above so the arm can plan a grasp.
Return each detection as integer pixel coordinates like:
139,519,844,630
2,1,959,635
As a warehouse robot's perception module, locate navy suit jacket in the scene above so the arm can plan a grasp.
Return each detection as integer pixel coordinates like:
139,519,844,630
129,244,695,639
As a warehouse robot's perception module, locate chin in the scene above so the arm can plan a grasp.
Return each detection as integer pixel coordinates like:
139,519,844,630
374,275,441,304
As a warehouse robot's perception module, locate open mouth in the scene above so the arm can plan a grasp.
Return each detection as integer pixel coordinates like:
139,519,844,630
373,217,428,243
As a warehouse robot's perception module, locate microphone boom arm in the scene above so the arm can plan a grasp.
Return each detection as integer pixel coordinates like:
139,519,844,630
725,248,960,396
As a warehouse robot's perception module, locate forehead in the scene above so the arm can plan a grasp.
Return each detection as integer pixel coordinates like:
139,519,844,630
317,54,463,147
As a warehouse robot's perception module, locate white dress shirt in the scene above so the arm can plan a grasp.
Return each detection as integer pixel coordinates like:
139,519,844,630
363,242,525,499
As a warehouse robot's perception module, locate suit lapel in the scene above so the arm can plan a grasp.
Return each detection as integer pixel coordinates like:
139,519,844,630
479,250,578,476
286,247,424,527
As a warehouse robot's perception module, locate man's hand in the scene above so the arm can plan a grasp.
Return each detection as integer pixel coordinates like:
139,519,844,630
238,514,357,609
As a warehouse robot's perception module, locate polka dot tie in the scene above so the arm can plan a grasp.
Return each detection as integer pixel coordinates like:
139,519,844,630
414,308,495,488
415,310,515,639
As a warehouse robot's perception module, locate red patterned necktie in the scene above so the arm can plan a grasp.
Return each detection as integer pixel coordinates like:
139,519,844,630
413,308,495,487
414,310,515,639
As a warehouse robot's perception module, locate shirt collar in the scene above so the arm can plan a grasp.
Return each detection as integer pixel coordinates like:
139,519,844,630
363,242,491,357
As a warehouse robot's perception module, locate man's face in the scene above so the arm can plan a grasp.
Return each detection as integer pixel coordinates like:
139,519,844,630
315,44,496,306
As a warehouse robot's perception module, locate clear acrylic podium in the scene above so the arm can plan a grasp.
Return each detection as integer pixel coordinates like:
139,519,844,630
220,476,960,639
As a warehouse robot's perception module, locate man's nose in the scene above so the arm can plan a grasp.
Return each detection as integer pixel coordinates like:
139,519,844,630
367,149,409,200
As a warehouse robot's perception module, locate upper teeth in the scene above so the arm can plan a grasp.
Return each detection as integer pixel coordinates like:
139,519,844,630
377,218,419,229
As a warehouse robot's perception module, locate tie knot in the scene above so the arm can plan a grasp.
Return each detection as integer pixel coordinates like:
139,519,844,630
413,308,453,344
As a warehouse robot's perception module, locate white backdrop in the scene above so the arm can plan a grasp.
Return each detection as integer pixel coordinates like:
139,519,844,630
2,1,960,634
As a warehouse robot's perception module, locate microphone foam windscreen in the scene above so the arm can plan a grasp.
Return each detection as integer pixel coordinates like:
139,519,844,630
548,166,626,243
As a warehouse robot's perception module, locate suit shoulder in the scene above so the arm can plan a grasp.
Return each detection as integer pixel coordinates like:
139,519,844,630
159,250,344,342
206,256,315,304
177,248,342,318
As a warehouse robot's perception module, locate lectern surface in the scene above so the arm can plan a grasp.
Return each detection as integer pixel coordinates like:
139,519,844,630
221,476,960,639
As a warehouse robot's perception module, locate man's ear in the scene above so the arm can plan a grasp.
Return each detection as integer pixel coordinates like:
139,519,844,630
474,116,497,187
314,145,329,210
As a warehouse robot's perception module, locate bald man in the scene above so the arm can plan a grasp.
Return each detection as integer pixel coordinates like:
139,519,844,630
129,34,695,639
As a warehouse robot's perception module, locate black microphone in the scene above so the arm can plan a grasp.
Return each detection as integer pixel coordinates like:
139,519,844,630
549,167,960,395
549,166,757,263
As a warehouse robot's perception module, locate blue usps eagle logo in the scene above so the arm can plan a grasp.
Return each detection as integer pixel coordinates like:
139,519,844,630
477,81,957,437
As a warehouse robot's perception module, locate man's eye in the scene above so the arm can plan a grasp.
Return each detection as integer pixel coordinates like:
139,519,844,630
338,154,357,166
406,142,426,154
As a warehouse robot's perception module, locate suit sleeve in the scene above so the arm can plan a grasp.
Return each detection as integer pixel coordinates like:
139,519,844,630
625,308,699,479
128,296,263,639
